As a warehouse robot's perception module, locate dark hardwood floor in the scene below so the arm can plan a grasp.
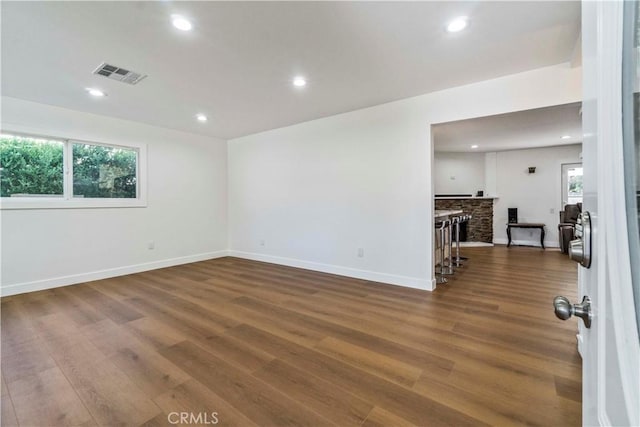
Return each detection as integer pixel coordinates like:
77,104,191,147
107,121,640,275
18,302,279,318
1,246,581,426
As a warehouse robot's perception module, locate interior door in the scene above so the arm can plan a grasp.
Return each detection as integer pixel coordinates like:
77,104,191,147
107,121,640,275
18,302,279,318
574,1,640,425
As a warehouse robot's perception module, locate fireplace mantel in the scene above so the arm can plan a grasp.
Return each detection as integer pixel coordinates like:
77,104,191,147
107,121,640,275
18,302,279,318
434,196,498,200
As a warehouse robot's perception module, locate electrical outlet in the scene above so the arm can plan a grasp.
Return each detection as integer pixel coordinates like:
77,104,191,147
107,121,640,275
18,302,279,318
357,248,364,258
549,208,555,214
148,241,155,250
259,240,265,247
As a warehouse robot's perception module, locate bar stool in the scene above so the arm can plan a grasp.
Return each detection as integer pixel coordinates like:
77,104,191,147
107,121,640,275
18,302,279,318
445,217,455,274
457,214,472,261
452,216,464,267
435,220,452,284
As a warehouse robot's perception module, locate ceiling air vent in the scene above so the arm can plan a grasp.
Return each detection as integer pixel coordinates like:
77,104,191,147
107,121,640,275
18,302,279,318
93,62,147,85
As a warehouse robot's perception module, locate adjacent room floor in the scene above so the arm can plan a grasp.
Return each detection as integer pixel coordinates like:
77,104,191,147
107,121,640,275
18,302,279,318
1,246,581,426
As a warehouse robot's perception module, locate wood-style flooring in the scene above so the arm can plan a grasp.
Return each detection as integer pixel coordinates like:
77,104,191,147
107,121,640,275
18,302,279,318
1,246,581,426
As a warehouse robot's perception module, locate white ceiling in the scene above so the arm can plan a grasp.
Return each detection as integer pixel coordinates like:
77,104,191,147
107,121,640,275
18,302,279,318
433,102,582,152
1,1,581,140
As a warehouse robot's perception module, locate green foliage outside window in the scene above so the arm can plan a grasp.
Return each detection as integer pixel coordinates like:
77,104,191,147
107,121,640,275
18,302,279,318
0,134,137,199
568,174,583,196
0,135,64,197
72,144,137,198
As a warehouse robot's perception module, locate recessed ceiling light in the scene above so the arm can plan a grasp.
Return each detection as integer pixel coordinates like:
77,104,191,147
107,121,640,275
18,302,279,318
471,145,479,149
293,77,307,87
172,15,193,31
86,88,106,97
561,135,571,139
196,114,208,122
447,17,468,33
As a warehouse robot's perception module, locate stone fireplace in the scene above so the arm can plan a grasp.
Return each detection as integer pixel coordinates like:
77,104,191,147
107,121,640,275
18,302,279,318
435,198,495,243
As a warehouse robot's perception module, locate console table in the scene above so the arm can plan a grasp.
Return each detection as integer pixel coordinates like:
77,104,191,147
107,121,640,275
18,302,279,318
506,223,546,249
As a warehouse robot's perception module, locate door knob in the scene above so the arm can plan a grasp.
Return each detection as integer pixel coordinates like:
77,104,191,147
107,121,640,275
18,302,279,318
553,295,592,328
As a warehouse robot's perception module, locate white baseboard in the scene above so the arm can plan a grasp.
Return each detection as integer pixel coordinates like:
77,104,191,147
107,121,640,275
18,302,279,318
460,242,494,247
1,250,230,297
228,250,434,291
2,249,436,297
493,238,560,248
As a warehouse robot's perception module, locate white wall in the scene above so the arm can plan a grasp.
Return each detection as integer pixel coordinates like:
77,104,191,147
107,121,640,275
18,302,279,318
228,63,582,290
484,152,498,197
433,152,485,195
492,144,582,247
1,97,228,296
0,63,581,295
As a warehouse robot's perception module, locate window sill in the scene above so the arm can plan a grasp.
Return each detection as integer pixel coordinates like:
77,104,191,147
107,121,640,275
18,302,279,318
0,198,148,210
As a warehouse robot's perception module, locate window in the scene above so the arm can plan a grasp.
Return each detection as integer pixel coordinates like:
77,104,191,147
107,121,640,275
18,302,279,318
561,162,583,206
72,143,137,199
0,134,64,198
0,132,146,209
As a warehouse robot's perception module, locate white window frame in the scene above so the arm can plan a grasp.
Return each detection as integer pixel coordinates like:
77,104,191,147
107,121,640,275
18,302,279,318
0,130,147,210
561,162,584,207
